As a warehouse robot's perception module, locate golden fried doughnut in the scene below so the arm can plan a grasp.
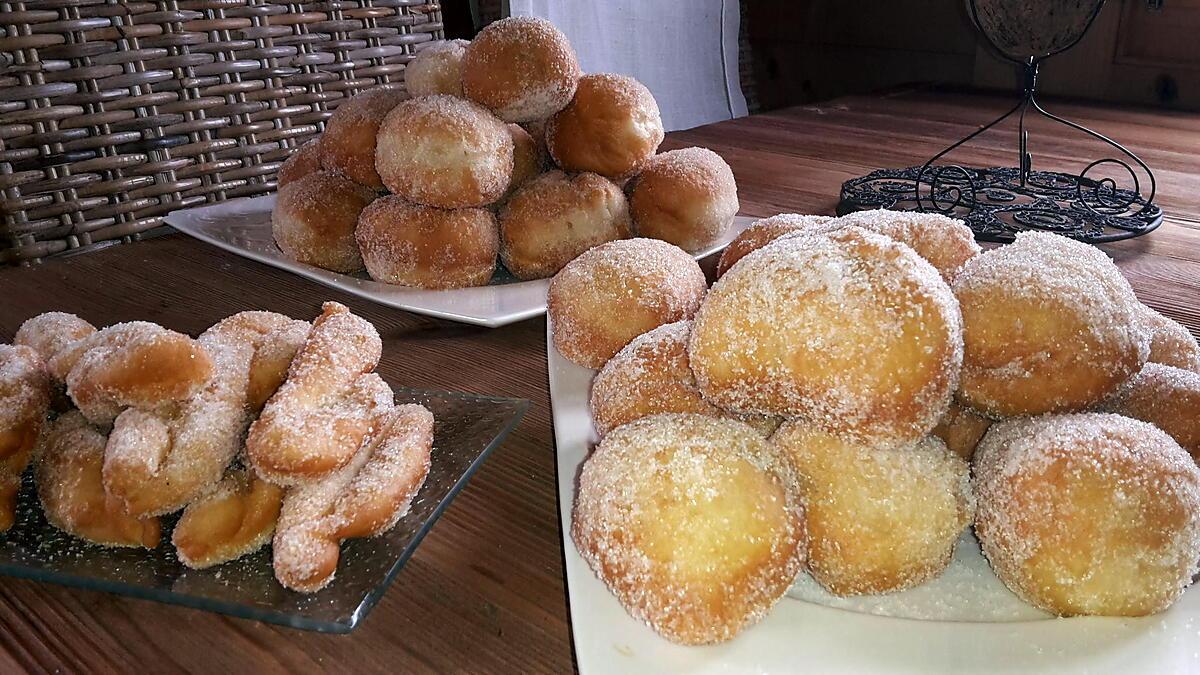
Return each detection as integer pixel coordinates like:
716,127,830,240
953,231,1147,417
571,413,805,645
691,226,962,445
932,401,992,461
356,196,499,289
63,321,214,425
1103,363,1200,462
405,39,469,97
588,321,779,437
974,413,1200,616
715,214,839,277
834,209,981,283
35,412,160,548
173,468,285,569
204,311,310,413
1139,304,1200,373
278,137,324,189
628,147,739,252
774,422,972,595
549,238,707,368
506,123,545,196
499,171,632,280
546,73,664,179
376,95,513,208
274,403,433,592
321,87,408,191
272,170,378,274
14,312,97,367
461,16,580,123
102,325,256,517
0,344,50,531
246,302,390,485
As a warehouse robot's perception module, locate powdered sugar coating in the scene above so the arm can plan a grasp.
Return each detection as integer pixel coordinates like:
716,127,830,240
0,343,51,530
973,413,1200,616
1102,362,1200,462
549,238,707,369
628,147,739,252
499,170,632,280
173,467,284,569
546,73,664,179
571,413,806,645
14,312,96,367
274,403,433,593
405,39,469,97
272,170,377,273
245,302,388,486
321,87,409,190
690,226,963,445
953,231,1148,417
376,95,514,208
715,214,839,277
773,422,973,596
63,321,214,425
833,209,981,283
1138,304,1200,373
357,195,499,289
462,17,580,122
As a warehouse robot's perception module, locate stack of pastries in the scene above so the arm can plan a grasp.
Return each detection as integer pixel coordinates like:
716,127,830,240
0,302,432,593
551,209,1200,645
272,17,740,288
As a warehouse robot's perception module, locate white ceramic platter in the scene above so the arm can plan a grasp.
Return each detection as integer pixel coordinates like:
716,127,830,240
166,195,754,328
547,321,1200,674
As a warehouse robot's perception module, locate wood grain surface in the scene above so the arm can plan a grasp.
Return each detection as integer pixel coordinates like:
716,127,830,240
1,90,1197,673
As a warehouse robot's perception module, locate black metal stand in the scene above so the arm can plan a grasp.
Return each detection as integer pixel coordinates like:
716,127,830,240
838,2,1162,244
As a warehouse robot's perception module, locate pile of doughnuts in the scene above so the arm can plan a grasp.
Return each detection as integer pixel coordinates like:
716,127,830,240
271,16,740,288
554,208,1200,645
0,302,433,593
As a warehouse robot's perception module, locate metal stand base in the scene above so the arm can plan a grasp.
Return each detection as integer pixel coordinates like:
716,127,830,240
838,166,1163,243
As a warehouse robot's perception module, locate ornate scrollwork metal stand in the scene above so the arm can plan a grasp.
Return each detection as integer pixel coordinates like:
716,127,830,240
838,0,1162,244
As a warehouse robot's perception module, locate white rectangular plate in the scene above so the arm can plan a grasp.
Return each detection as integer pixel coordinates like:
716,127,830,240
166,195,754,328
547,321,1200,674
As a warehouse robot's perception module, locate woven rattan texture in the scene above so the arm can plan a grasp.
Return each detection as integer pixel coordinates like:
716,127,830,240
0,0,443,264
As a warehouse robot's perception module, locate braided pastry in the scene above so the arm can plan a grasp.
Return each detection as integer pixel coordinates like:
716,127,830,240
172,467,285,569
0,344,51,531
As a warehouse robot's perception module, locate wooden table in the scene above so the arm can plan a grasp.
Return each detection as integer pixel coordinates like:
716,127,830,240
1,89,1198,673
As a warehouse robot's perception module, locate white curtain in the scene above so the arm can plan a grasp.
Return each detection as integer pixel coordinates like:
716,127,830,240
508,0,748,132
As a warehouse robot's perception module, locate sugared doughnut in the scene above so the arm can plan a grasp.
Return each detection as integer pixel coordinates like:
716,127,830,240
499,171,632,280
35,412,161,548
932,401,992,461
628,147,739,252
14,312,96,367
274,403,433,592
506,123,545,196
203,311,310,413
246,302,391,485
376,95,513,208
272,171,377,273
690,226,962,445
1139,304,1200,373
953,231,1147,417
356,196,499,289
549,238,707,368
773,422,972,596
405,39,469,97
321,87,408,190
571,413,805,645
1103,363,1200,462
715,214,839,277
173,468,284,569
974,413,1200,616
63,322,214,425
0,344,50,531
834,209,981,282
461,16,580,123
546,73,664,179
278,137,324,189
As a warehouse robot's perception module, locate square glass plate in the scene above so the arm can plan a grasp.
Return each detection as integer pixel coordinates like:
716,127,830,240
165,195,755,328
545,320,1200,674
0,388,528,633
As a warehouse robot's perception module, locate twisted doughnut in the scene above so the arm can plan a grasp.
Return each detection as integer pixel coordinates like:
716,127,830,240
0,344,51,530
172,467,285,569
